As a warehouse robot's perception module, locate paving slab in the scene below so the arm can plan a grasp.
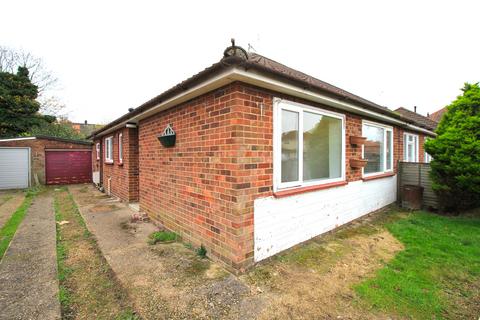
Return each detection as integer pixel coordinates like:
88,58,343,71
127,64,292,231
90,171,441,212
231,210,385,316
0,191,61,320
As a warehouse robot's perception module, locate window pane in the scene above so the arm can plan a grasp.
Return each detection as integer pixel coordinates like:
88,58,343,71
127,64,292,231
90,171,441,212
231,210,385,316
303,112,342,181
364,125,384,174
386,131,392,170
281,110,299,183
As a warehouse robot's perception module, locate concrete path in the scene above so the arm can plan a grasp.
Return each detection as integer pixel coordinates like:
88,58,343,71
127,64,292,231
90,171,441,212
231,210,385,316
0,192,25,229
69,184,263,320
0,191,61,320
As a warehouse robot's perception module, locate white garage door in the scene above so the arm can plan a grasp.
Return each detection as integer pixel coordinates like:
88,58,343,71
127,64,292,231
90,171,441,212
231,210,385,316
0,148,30,189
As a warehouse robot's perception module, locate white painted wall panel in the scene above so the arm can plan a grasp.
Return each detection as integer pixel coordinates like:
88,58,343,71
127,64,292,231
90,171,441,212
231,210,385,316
92,171,100,184
254,176,397,262
0,148,30,189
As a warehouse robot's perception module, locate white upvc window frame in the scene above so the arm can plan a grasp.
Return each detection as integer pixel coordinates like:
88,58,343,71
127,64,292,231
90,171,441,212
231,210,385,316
105,136,113,163
118,133,123,164
403,133,419,162
95,143,100,160
273,98,346,192
424,152,432,163
361,120,394,178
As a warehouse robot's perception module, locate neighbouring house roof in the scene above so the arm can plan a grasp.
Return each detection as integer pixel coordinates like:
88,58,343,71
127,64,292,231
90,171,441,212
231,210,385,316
428,107,447,123
0,135,92,145
70,122,103,137
89,43,436,139
394,107,438,131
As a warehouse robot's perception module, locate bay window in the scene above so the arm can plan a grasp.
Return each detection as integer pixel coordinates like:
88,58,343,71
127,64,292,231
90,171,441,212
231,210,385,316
105,136,113,163
362,121,393,176
275,99,345,190
403,133,419,162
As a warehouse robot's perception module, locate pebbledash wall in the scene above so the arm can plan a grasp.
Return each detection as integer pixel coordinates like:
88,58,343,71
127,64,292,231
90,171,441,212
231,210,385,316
94,81,427,271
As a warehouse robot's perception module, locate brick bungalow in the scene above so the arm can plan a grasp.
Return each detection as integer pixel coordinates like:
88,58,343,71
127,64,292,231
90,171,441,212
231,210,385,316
89,42,435,271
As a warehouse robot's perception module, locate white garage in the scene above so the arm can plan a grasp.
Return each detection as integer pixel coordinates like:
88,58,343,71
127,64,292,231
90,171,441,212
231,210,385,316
0,148,30,190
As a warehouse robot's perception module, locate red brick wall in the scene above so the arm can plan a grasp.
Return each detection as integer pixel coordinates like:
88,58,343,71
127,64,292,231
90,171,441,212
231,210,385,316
395,129,426,164
345,114,363,181
93,127,139,202
135,82,432,270
0,138,91,185
138,83,268,270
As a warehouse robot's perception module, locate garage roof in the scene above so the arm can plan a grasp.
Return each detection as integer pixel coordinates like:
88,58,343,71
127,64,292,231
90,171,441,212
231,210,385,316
0,136,92,145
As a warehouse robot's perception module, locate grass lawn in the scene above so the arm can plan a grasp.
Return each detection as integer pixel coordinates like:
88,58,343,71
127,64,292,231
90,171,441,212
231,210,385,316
54,187,138,319
0,188,37,259
355,210,480,319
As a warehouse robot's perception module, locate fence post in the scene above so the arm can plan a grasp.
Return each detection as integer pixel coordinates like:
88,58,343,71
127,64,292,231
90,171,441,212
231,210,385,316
397,161,402,205
418,162,422,186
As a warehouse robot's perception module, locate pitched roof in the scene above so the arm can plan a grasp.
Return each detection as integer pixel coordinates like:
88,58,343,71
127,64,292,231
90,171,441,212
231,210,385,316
90,44,434,138
394,107,438,131
428,107,447,122
246,53,393,115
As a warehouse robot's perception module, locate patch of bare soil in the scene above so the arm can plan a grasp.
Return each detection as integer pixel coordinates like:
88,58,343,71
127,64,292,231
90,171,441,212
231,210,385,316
245,230,403,320
122,241,266,320
70,184,110,206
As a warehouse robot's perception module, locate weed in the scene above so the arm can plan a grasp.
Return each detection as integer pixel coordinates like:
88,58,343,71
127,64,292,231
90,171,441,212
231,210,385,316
148,230,177,245
196,244,207,258
115,309,140,320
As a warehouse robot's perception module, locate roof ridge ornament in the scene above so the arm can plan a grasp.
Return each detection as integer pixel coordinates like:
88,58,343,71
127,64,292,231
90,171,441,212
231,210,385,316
223,38,248,60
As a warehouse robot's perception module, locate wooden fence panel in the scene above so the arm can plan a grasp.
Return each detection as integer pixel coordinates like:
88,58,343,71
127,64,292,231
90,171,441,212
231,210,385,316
398,161,439,209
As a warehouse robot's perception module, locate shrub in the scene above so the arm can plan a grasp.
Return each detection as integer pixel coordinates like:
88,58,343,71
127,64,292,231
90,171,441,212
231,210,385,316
425,83,480,212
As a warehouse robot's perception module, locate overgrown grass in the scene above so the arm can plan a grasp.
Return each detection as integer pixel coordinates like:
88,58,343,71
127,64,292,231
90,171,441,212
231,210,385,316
148,230,178,245
355,211,480,319
0,187,39,259
54,187,138,319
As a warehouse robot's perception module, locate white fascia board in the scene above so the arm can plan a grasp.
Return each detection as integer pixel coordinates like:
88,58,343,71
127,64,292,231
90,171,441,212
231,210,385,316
94,69,236,137
0,137,36,142
404,124,436,136
96,67,435,137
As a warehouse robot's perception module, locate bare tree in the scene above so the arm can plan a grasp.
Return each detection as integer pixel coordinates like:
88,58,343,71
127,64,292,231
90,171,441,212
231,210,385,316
0,46,64,116
0,46,58,94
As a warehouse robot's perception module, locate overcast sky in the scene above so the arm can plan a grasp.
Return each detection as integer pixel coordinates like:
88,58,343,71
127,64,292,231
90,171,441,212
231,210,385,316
2,0,479,124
